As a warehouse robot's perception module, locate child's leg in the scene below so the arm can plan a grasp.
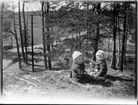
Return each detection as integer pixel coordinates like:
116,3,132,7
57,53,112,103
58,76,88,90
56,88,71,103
70,72,72,78
88,75,105,82
79,73,92,83
94,76,105,81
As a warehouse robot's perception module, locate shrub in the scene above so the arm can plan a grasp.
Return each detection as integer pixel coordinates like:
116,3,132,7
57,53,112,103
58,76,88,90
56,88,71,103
53,57,70,70
126,56,135,63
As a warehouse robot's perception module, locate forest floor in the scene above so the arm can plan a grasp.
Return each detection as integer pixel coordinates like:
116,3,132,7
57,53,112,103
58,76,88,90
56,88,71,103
2,48,136,104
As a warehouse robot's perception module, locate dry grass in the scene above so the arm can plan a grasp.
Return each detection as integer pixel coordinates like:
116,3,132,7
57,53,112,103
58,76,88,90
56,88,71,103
2,46,136,103
3,63,135,101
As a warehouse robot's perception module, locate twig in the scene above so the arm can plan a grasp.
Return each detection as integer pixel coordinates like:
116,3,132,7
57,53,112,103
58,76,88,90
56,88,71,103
15,76,37,87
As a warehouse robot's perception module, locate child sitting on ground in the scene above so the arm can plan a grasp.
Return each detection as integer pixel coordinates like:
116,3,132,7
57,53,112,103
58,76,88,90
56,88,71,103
89,50,107,79
70,51,90,83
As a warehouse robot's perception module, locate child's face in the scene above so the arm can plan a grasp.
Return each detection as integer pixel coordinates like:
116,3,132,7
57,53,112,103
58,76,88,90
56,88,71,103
75,55,84,64
96,54,103,60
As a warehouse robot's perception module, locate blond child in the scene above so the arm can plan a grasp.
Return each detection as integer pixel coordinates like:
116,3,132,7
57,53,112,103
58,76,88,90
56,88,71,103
90,50,107,78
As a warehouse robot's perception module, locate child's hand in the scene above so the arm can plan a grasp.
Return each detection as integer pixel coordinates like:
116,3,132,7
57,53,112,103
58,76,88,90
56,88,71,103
89,72,97,76
90,59,95,63
95,69,98,72
89,61,95,70
89,69,98,77
90,59,95,65
89,72,94,76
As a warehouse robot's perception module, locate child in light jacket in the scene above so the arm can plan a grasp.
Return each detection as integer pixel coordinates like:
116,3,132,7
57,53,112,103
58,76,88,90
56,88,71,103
90,50,107,79
70,51,90,83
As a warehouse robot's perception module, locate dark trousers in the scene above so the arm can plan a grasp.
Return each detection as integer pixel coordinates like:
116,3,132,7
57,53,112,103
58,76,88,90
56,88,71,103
71,73,105,83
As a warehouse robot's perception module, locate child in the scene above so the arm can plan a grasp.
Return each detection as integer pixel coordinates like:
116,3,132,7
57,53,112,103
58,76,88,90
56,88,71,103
91,50,107,78
70,51,90,83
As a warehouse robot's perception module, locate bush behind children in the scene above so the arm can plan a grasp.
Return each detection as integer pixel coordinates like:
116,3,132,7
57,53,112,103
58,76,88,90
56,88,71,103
70,50,108,83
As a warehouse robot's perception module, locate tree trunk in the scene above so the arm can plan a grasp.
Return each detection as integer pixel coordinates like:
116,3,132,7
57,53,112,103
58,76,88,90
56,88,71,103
23,2,28,64
78,32,81,50
18,0,25,62
93,3,100,61
124,15,128,65
75,33,78,50
31,14,34,72
117,16,121,68
0,2,3,96
134,1,137,84
110,3,117,70
13,8,21,69
26,6,29,53
46,2,52,70
51,27,54,51
93,24,99,61
71,34,73,51
86,2,89,51
42,2,47,69
10,35,13,49
120,4,127,72
107,36,110,57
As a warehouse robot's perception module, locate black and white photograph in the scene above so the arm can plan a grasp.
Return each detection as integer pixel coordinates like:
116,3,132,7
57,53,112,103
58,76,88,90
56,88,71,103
0,0,137,104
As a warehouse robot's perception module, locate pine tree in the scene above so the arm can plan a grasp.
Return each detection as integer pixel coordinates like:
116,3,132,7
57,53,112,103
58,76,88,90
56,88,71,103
110,3,117,70
93,3,101,61
0,2,4,96
120,3,127,72
41,1,47,70
46,2,52,70
13,6,21,69
18,0,25,62
22,2,28,64
31,14,34,72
